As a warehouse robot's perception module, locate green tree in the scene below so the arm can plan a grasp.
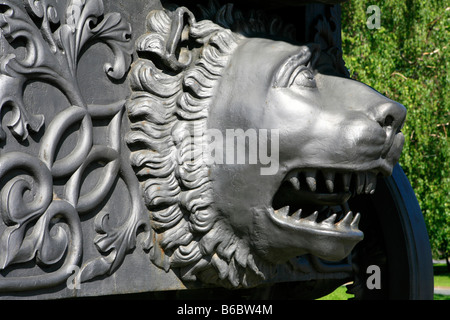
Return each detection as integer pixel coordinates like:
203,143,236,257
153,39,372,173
341,0,449,268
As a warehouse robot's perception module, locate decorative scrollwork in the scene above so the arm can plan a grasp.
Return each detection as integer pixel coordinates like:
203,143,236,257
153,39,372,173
0,152,53,269
0,0,151,293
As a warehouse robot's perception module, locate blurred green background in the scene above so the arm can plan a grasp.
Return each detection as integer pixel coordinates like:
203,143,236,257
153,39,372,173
341,0,449,268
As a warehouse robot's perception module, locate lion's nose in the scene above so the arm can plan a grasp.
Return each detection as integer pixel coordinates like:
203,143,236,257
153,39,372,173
372,101,407,156
374,101,406,132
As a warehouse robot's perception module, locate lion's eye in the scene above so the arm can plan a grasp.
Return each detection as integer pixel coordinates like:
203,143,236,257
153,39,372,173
292,69,317,88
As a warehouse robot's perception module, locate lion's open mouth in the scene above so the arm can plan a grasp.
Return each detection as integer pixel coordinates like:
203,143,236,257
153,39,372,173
270,168,378,241
254,169,370,262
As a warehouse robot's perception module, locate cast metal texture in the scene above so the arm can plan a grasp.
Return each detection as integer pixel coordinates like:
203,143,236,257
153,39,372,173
0,0,433,299
0,0,156,296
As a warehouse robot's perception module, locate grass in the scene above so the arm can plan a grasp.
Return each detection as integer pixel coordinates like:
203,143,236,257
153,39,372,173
317,285,354,300
317,263,450,300
434,263,450,287
433,263,450,301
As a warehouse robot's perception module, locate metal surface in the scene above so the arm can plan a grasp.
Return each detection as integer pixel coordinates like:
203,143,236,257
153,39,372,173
0,0,433,299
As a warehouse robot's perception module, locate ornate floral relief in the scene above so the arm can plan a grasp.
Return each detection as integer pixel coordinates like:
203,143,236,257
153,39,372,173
0,0,151,293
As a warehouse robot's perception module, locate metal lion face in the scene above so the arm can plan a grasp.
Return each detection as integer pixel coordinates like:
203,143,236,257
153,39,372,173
209,37,406,263
127,4,406,288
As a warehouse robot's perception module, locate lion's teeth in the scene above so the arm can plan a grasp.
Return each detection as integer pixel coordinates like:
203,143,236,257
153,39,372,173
356,172,365,195
323,171,335,193
322,213,337,224
351,212,361,229
304,211,319,222
338,211,354,227
291,209,302,220
365,172,377,194
289,176,300,191
277,206,290,217
342,173,351,192
305,170,317,192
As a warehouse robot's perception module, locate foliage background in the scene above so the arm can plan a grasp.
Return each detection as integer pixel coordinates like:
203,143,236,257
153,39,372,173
340,0,449,264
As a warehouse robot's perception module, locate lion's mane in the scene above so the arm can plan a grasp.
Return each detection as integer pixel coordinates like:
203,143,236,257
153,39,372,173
126,2,295,288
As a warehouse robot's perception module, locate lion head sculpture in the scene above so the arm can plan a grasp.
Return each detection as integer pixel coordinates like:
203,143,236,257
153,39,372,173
126,2,406,288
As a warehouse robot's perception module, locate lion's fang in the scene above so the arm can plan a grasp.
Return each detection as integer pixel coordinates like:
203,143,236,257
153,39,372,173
356,172,365,195
351,213,361,229
291,209,302,220
276,206,290,217
303,211,318,222
337,211,354,227
365,172,377,194
305,170,317,192
289,176,300,191
323,171,335,193
322,213,337,225
342,173,351,192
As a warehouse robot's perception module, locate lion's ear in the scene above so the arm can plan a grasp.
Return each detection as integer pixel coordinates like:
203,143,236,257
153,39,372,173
137,7,196,71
